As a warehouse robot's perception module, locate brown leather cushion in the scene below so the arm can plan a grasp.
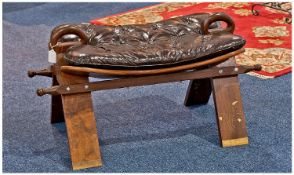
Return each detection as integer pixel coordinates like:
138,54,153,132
52,12,246,69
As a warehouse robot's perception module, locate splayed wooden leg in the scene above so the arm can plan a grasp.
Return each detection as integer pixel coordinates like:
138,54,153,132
51,75,65,123
184,78,212,106
211,58,249,147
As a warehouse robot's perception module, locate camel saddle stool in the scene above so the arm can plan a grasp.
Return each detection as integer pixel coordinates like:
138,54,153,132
28,12,261,170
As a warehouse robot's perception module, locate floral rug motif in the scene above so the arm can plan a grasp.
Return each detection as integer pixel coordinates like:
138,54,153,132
91,2,292,79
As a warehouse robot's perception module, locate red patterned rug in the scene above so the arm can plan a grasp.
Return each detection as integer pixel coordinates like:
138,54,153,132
91,2,292,79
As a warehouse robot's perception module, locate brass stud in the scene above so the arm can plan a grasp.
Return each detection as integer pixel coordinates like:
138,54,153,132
237,118,242,122
234,67,239,72
219,117,223,121
66,87,70,91
219,69,223,74
85,85,89,89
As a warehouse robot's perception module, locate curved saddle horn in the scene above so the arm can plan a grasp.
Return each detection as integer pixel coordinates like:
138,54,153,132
203,12,235,34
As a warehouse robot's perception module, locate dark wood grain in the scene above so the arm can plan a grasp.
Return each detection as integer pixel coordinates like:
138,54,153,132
211,57,249,147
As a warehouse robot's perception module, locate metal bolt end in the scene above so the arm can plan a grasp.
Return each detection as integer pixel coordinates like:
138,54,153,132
219,69,223,74
237,118,242,122
234,67,239,72
84,85,89,89
66,87,70,91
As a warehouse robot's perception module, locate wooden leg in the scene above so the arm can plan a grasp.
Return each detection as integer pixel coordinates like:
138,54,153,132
184,79,212,106
51,75,65,123
60,73,102,170
62,92,102,170
55,55,102,170
211,58,249,147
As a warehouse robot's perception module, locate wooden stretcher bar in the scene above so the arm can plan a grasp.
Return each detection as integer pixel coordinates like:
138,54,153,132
36,64,261,96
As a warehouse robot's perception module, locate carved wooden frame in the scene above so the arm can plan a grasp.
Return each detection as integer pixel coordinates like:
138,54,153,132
28,45,261,170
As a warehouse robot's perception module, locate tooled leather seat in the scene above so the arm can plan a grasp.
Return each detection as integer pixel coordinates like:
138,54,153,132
50,12,245,69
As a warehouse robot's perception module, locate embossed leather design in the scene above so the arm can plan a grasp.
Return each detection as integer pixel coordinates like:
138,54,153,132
51,12,246,69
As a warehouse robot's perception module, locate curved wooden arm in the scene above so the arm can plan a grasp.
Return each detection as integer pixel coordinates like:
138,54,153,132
203,12,235,34
49,25,89,50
